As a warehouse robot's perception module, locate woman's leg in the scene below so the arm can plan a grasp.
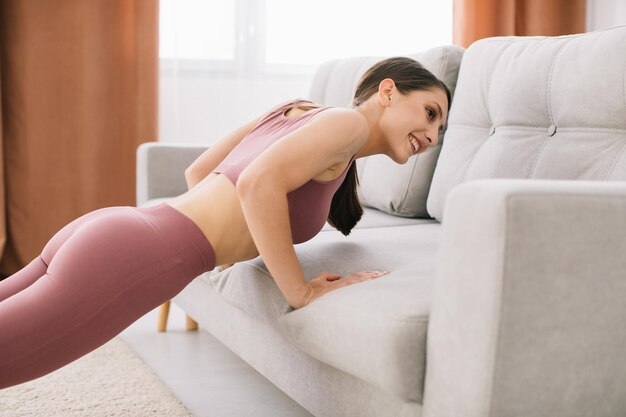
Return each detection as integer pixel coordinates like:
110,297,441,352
0,206,128,302
0,257,47,303
0,203,215,389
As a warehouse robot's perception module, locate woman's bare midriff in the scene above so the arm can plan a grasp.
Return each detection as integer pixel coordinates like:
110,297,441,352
166,105,351,269
167,172,259,268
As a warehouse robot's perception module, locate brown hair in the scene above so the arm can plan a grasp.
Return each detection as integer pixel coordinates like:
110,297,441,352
327,56,452,236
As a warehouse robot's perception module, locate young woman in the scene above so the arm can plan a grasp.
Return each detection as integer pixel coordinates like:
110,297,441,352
0,56,450,389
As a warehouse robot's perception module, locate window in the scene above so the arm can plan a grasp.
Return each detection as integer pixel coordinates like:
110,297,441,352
159,0,236,60
159,0,453,74
265,1,453,65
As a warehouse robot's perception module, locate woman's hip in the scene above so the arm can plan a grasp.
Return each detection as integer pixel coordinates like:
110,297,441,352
43,203,216,281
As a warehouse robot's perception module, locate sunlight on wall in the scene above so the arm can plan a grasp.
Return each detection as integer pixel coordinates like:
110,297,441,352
266,1,452,65
159,0,235,60
159,0,452,66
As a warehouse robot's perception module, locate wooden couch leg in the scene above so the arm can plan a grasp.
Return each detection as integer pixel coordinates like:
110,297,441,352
186,314,198,331
157,300,171,332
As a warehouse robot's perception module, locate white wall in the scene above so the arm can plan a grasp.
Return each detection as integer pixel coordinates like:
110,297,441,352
587,0,626,31
159,68,312,144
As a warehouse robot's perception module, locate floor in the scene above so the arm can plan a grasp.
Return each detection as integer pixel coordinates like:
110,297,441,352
120,302,313,417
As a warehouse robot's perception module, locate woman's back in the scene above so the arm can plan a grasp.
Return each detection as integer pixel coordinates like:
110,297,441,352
167,99,356,267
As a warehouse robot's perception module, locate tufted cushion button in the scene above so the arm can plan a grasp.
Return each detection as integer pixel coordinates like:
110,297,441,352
548,124,557,136
488,126,496,136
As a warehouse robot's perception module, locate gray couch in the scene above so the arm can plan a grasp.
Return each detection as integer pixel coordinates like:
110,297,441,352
136,25,626,417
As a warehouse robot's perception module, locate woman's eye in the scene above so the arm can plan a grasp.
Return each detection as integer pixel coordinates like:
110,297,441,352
426,108,435,120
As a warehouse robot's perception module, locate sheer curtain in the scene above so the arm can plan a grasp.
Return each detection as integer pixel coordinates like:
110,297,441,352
158,0,453,146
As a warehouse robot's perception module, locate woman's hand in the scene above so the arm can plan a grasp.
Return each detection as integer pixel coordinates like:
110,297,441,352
299,270,390,308
216,263,235,272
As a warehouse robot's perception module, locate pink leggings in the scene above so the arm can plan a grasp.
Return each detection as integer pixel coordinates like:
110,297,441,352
0,203,216,389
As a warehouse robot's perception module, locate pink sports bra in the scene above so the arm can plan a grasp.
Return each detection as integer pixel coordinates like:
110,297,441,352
212,98,356,244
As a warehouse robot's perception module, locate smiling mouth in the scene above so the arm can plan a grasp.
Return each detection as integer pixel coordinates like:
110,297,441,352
408,134,420,155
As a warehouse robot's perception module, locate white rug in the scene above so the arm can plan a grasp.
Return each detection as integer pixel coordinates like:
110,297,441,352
0,337,193,416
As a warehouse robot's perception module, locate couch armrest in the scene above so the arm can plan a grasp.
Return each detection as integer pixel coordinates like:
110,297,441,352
136,142,208,206
423,179,626,417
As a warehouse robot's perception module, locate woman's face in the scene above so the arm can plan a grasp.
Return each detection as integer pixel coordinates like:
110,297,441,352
378,82,448,164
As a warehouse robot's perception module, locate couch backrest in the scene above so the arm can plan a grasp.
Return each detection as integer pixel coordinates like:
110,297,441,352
309,46,464,218
427,24,626,221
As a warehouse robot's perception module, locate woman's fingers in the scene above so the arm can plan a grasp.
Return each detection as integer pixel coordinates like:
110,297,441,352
354,270,389,278
312,270,390,289
342,270,389,285
304,270,391,306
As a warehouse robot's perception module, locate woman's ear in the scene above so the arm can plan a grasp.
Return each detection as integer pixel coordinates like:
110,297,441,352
377,78,395,107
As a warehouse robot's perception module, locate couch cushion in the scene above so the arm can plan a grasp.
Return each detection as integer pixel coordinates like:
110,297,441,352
204,221,441,403
427,25,626,221
309,46,464,218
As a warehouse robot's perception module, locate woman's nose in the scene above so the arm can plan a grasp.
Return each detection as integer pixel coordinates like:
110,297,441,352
428,130,439,145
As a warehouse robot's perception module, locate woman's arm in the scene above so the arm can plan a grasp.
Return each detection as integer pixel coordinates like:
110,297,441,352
184,114,263,188
236,109,368,308
185,99,305,189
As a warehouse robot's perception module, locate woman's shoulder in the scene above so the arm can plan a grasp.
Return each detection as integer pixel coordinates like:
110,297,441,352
252,98,313,124
264,98,368,142
315,107,369,143
269,97,318,112
298,106,368,158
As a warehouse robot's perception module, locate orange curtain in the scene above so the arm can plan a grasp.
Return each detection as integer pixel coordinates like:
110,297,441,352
0,0,158,276
0,58,5,264
453,0,587,48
